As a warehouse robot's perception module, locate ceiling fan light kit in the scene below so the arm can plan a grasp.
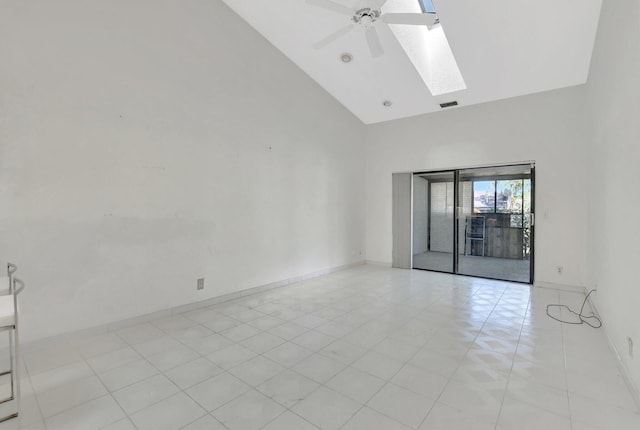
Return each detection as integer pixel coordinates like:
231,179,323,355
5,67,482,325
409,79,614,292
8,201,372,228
352,8,380,28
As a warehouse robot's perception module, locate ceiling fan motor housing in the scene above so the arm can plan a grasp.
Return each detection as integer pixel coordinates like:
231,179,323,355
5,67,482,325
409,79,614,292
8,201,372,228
353,8,380,28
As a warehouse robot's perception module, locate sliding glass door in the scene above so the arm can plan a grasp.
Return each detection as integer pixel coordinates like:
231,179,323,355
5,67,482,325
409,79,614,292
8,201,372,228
412,171,455,273
456,165,534,283
411,164,534,283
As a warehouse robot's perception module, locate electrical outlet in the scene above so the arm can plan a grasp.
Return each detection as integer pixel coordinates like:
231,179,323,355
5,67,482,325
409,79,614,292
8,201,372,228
197,278,205,290
628,337,634,359
556,266,563,275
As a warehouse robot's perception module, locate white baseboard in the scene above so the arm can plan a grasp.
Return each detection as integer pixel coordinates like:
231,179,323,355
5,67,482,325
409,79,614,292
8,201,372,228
586,293,640,411
14,261,640,413
22,260,366,353
533,280,585,293
365,260,392,267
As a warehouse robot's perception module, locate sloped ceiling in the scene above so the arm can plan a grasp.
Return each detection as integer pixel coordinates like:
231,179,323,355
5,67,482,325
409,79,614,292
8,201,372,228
221,0,602,124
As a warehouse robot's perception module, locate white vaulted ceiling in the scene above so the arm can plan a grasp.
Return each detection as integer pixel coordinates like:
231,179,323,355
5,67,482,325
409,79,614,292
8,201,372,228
220,0,602,124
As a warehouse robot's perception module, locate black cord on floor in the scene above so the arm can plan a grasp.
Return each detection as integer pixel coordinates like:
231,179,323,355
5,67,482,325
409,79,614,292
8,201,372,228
546,289,602,328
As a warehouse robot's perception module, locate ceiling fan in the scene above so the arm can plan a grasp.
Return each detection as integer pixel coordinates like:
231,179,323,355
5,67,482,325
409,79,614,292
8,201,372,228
308,0,438,58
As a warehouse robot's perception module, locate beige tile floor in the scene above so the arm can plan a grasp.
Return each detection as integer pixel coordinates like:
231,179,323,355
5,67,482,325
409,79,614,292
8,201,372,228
1,265,639,429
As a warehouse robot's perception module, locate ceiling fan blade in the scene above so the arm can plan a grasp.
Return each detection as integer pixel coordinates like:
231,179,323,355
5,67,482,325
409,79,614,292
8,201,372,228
313,24,355,49
306,0,354,16
380,12,438,26
364,26,384,58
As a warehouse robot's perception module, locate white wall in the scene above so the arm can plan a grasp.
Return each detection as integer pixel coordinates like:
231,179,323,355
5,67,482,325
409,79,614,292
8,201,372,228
0,0,365,342
584,0,640,390
364,86,589,287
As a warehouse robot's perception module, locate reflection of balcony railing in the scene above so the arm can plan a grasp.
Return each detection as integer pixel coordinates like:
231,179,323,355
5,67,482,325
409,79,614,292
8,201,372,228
462,213,531,260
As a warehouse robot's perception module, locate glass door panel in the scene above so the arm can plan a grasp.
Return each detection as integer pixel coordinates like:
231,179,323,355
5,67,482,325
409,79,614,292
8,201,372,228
456,165,533,283
412,171,455,273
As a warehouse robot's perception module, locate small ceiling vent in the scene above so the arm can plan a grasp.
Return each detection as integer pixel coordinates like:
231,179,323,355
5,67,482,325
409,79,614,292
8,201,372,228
439,101,458,108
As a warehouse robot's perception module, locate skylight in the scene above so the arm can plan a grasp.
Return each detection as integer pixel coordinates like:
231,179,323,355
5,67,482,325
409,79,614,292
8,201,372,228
384,0,466,96
419,0,437,14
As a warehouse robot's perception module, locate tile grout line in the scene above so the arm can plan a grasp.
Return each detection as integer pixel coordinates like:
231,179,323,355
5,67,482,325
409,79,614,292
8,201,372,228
425,281,510,430
491,285,533,430
559,289,575,430
16,268,634,430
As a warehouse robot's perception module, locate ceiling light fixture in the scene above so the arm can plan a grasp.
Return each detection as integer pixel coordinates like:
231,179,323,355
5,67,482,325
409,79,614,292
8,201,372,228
340,53,353,63
383,100,392,107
